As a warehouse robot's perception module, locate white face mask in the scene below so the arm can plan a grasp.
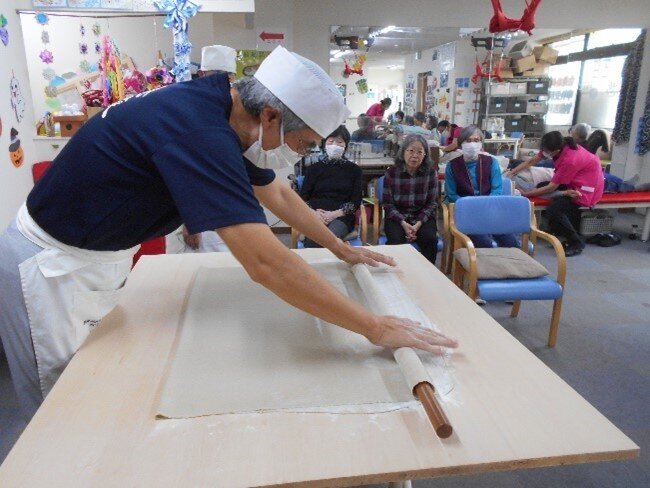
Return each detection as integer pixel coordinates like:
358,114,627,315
243,122,303,169
542,150,554,159
325,144,345,158
461,141,482,160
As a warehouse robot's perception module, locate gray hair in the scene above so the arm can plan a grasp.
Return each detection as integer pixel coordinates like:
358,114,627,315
457,125,484,146
232,76,309,134
570,123,591,142
394,134,433,171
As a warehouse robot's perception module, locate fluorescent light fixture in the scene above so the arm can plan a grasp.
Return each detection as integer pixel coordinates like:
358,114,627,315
333,51,347,58
379,25,396,35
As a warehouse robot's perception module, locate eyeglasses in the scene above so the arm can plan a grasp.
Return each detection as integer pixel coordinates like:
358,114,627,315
405,148,425,156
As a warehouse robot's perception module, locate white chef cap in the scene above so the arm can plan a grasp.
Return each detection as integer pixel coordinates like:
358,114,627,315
200,45,237,73
254,46,351,138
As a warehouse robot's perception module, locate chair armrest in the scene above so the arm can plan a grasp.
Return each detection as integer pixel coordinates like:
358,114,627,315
359,203,369,245
531,227,566,287
449,220,478,278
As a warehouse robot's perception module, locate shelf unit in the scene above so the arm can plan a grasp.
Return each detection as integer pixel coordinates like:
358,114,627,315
477,76,550,139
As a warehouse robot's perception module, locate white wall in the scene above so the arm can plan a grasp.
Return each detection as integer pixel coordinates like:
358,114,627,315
0,1,38,229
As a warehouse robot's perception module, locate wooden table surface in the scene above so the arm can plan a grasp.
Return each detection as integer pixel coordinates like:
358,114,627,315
0,246,638,487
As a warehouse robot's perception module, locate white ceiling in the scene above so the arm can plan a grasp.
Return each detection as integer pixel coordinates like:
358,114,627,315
329,26,572,70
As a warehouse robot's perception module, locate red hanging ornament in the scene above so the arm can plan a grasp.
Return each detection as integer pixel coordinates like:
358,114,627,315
489,0,543,36
471,53,504,84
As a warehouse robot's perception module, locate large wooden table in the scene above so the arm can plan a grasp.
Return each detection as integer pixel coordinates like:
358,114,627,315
0,246,638,487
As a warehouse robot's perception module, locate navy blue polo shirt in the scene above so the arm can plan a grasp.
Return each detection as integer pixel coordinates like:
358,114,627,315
26,73,275,251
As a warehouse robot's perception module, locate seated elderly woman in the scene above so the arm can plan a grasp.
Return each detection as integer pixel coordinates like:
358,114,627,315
300,125,363,248
445,125,518,249
382,134,439,265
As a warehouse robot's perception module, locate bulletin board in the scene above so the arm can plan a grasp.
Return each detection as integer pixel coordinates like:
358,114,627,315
453,77,474,127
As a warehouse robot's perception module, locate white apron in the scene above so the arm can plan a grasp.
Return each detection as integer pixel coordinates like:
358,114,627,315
16,204,139,397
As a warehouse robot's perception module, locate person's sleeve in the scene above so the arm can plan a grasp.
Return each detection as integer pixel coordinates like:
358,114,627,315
490,157,503,195
152,127,269,234
341,165,363,215
551,160,579,185
383,169,406,223
245,158,275,186
445,163,459,202
417,170,438,223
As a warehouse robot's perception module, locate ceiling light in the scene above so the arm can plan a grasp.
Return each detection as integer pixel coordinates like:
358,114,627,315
333,51,347,58
379,25,396,35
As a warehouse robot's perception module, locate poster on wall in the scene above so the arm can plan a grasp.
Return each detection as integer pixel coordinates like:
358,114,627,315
236,50,271,78
454,77,474,127
440,71,449,89
404,74,416,113
32,0,68,7
439,42,455,72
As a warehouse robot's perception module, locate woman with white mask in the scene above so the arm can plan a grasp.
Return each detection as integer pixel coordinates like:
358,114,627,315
299,125,362,247
445,125,518,248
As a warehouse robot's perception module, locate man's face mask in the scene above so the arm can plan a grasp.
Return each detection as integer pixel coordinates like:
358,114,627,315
244,121,304,169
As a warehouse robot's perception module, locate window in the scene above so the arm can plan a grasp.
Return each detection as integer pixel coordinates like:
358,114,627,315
545,28,642,129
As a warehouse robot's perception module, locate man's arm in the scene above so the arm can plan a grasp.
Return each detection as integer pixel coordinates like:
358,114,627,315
253,178,396,267
217,222,458,353
506,154,541,177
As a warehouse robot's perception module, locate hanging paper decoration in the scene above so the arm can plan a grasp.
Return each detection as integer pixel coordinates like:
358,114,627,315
80,43,88,55
124,70,147,95
145,66,173,90
154,0,201,83
80,23,86,37
95,41,101,54
9,71,25,123
42,67,55,80
41,31,49,44
79,60,91,73
92,23,101,36
35,12,49,26
489,0,542,36
0,14,9,47
8,128,24,168
39,49,54,64
99,35,126,107
355,78,369,94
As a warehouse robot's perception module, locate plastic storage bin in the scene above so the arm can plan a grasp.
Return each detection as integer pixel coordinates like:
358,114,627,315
507,99,527,113
505,116,526,132
489,97,507,114
527,80,550,95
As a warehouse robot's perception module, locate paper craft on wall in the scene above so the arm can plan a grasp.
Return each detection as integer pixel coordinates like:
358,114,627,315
236,50,271,78
9,72,26,123
8,128,24,168
0,14,9,47
440,71,449,88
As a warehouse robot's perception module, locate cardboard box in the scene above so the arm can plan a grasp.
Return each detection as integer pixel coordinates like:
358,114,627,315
533,45,559,64
512,54,536,73
529,63,550,77
53,114,87,137
500,68,515,79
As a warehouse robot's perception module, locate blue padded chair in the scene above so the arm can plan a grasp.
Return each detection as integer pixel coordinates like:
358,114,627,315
450,195,566,347
374,175,444,255
291,175,366,249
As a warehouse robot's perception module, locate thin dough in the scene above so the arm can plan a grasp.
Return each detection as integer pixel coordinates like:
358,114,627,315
157,262,450,419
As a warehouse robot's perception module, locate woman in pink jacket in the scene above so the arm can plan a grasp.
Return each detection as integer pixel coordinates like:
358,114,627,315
520,131,604,256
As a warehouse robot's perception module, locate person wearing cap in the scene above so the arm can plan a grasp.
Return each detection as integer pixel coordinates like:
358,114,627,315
199,44,237,82
179,45,239,253
0,46,458,420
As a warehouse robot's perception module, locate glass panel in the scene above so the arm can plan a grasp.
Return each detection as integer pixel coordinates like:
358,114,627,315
577,56,626,129
587,28,643,49
551,35,586,56
547,61,581,126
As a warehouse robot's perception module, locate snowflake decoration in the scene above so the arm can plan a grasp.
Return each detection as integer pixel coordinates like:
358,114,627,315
35,12,49,26
80,24,85,37
95,42,101,54
92,23,101,36
79,42,88,55
0,28,8,47
42,67,56,80
0,14,7,28
39,49,54,64
41,30,50,44
79,60,91,73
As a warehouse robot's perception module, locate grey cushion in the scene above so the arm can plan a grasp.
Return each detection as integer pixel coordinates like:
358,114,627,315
453,247,549,279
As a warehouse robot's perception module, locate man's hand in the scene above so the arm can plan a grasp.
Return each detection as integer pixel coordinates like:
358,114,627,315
333,243,397,267
369,316,458,354
182,226,201,250
564,189,582,199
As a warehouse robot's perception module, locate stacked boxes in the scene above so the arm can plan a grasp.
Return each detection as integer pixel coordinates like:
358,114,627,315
510,44,558,76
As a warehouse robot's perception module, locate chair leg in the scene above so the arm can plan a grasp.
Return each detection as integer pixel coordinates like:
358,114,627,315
468,279,478,300
510,300,522,317
548,298,563,347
